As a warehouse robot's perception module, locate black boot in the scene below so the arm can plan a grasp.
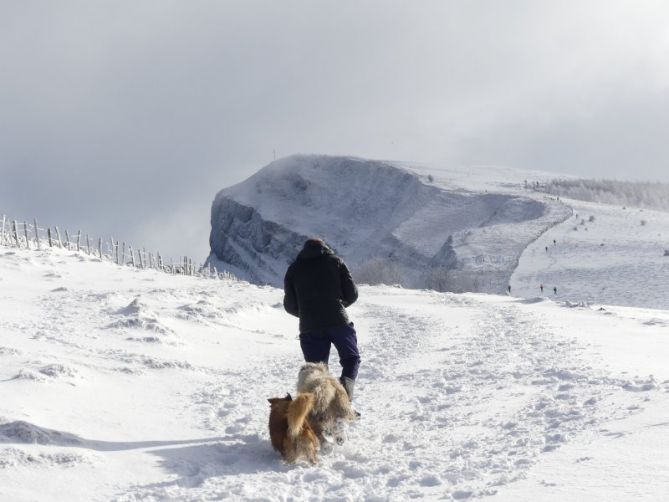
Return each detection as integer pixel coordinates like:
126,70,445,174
340,377,361,418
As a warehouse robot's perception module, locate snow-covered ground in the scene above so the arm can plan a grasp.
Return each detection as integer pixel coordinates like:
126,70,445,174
511,198,669,310
1,246,668,501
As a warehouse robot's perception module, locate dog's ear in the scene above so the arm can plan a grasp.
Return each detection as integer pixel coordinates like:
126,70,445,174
286,393,292,400
268,398,277,404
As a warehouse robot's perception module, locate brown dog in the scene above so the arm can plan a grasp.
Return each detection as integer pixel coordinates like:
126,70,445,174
267,393,319,464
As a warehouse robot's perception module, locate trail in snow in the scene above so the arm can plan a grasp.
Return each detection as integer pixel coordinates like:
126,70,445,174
0,248,666,501
511,198,669,309
114,293,656,501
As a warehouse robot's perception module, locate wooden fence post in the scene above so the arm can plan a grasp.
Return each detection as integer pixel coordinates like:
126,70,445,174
33,219,41,250
129,246,135,267
121,242,126,265
86,234,91,254
1,215,6,245
76,231,81,252
55,227,63,248
138,249,144,268
65,230,71,250
98,237,102,259
115,240,120,265
47,228,53,247
12,220,20,247
23,221,30,249
157,252,163,271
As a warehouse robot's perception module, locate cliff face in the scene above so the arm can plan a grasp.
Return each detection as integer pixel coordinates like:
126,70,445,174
207,154,567,292
209,197,307,285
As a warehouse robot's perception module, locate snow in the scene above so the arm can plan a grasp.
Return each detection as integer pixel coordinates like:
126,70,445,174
1,245,668,501
511,198,669,309
208,155,570,292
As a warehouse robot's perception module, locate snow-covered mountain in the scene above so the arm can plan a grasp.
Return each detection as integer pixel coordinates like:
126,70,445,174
208,155,571,293
209,155,669,310
1,246,668,501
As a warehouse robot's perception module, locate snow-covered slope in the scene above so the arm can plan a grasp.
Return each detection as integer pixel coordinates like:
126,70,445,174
209,154,669,310
2,246,668,501
208,155,570,293
511,198,669,309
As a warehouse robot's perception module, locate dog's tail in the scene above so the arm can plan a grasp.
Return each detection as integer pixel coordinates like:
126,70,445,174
287,393,315,439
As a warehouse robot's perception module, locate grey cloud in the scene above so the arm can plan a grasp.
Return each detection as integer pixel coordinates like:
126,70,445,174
1,1,668,258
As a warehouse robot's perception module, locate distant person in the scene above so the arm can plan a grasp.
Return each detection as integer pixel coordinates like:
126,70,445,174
553,239,556,245
283,238,360,404
507,285,511,295
545,246,548,253
540,284,544,294
553,286,557,295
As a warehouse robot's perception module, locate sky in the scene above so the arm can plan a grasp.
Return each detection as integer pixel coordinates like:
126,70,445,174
1,1,669,259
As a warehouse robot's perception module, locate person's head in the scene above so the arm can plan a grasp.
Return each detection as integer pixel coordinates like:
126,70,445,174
298,237,333,258
304,237,325,248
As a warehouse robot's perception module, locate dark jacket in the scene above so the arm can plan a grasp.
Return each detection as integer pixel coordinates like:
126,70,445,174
283,240,358,333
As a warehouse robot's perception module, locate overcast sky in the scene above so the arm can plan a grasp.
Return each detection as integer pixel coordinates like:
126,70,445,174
1,1,668,259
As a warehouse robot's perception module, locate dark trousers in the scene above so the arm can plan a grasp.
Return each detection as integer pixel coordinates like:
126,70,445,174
299,323,361,380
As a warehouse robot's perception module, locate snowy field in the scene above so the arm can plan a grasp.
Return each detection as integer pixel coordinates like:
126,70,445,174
1,246,668,501
511,198,669,309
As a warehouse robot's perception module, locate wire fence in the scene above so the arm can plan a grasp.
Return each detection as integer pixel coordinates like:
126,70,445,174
0,214,234,280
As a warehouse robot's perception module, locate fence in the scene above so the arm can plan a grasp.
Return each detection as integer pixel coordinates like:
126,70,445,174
0,214,232,280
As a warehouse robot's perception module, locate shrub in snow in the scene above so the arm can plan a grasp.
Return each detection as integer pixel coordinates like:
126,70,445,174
425,267,451,291
640,220,647,226
533,178,669,212
588,215,595,222
426,268,486,293
355,258,403,286
664,250,669,257
427,174,434,183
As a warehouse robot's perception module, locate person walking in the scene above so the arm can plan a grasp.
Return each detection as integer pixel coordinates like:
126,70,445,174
540,284,544,294
553,286,558,295
283,238,361,403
